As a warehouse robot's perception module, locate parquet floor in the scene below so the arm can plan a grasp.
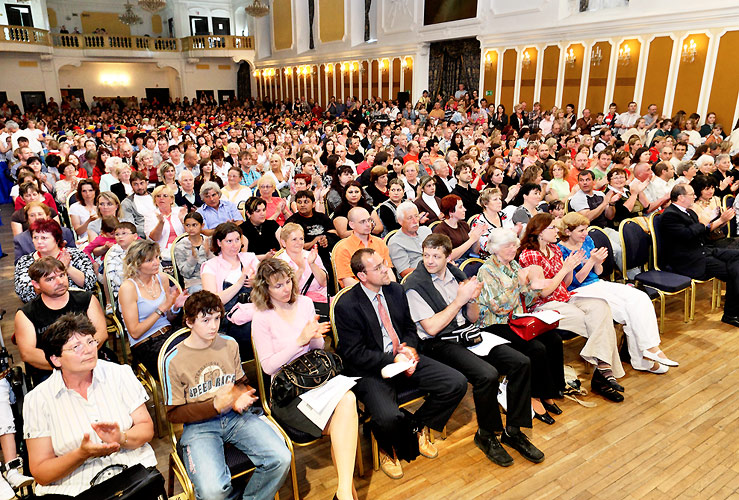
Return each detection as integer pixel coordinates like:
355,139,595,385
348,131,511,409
0,202,737,500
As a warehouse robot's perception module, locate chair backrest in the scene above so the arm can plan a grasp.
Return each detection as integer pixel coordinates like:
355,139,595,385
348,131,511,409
383,229,399,245
399,269,414,284
587,227,615,279
329,284,355,350
329,245,341,291
467,214,478,226
64,192,78,228
564,198,571,214
251,339,275,417
648,211,665,270
722,194,735,211
619,218,652,272
157,328,191,451
429,220,441,229
169,233,189,288
459,257,484,279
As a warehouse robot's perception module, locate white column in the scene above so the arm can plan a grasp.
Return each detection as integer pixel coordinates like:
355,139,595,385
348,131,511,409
733,91,739,131
662,34,682,117
359,63,363,102
367,61,373,101
555,44,567,108
349,69,354,100
400,59,405,97
377,62,382,99
579,42,593,113
604,39,620,113
513,48,522,106
310,70,315,101
478,48,486,98
696,31,720,120
533,45,544,103
412,44,430,101
279,71,284,101
495,50,503,106
633,36,651,106
332,66,337,100
388,59,394,100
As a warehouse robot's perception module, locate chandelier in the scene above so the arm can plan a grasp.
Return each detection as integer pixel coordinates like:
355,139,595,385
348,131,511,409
245,0,270,18
119,1,143,26
138,0,166,13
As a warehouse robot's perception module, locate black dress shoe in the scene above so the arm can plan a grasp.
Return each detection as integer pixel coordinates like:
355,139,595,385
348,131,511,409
534,411,555,425
594,368,624,392
501,429,545,463
721,315,739,327
542,401,563,415
591,372,624,403
474,430,513,467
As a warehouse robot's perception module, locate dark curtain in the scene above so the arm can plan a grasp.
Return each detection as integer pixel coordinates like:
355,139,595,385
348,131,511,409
308,0,315,49
364,0,372,41
428,38,480,99
237,61,252,100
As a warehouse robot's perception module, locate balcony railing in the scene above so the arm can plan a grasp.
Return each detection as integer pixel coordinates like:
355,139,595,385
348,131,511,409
1,26,253,54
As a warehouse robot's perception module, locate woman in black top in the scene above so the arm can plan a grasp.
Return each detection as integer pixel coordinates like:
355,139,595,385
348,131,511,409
364,166,390,205
491,104,508,131
240,197,280,258
377,179,406,235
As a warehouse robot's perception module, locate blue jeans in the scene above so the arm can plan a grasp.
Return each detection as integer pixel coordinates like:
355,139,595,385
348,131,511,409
179,408,291,500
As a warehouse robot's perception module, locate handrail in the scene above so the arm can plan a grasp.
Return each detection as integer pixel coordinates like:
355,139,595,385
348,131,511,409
1,26,253,53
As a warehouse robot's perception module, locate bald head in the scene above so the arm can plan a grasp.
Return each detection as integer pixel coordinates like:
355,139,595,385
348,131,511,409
347,207,372,236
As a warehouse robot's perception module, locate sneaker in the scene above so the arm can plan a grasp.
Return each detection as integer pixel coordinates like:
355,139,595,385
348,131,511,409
379,451,403,480
501,429,545,464
417,430,438,459
0,477,15,500
5,467,33,489
474,430,513,467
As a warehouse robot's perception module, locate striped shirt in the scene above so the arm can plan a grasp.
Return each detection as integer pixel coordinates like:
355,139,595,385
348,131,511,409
23,361,157,497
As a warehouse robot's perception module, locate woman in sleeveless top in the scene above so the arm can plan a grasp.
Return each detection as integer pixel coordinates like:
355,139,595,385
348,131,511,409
118,239,187,377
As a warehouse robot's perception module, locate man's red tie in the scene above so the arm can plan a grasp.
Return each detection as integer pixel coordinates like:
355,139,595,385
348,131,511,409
376,294,400,355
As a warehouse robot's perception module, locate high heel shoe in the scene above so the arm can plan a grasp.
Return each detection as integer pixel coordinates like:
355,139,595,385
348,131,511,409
542,401,562,415
533,411,555,425
643,350,679,367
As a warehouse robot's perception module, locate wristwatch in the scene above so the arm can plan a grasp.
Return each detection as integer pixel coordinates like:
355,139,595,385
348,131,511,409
155,308,166,318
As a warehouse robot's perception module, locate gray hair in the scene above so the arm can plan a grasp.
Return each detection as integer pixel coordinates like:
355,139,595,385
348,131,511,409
395,201,418,223
486,228,519,255
716,154,731,164
432,158,448,173
178,169,194,181
136,149,153,163
5,120,18,131
199,181,221,198
676,160,695,177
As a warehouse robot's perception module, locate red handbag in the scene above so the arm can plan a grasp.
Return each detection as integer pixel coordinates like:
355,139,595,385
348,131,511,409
508,294,559,341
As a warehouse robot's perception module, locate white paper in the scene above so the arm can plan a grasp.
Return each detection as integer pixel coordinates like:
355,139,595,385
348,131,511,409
297,375,359,429
513,310,563,325
468,332,510,356
380,360,415,379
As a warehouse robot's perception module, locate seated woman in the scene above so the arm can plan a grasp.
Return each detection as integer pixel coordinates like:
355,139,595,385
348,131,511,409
557,212,677,373
118,239,187,376
241,197,281,259
277,223,329,317
252,259,357,500
545,161,571,201
54,162,80,205
332,181,383,238
110,165,134,203
98,156,122,193
326,164,354,215
469,187,521,259
201,222,259,359
162,291,291,500
194,157,223,194
258,176,291,226
432,194,485,262
365,166,390,205
24,313,157,498
13,202,76,263
144,185,186,272
690,175,728,243
414,176,443,225
173,212,213,293
15,219,95,303
86,191,121,241
221,167,253,207
12,170,56,210
606,167,647,229
157,161,178,194
517,213,626,403
477,228,567,424
69,179,100,242
511,183,545,227
11,182,60,236
377,179,407,234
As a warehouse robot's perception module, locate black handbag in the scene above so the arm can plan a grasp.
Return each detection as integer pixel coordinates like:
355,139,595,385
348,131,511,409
76,463,166,500
270,349,343,407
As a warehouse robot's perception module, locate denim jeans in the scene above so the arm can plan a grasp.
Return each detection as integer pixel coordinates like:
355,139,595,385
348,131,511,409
179,408,291,500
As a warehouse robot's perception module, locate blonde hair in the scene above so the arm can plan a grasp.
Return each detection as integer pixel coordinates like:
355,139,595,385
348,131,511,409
151,185,175,205
105,156,122,175
123,240,160,279
556,212,590,241
157,161,176,182
251,258,299,311
279,223,304,244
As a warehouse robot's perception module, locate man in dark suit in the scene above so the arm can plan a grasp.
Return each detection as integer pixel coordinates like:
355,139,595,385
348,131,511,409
334,248,467,480
660,184,739,326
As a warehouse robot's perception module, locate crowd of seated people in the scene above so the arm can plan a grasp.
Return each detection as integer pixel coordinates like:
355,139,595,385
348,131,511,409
1,87,739,496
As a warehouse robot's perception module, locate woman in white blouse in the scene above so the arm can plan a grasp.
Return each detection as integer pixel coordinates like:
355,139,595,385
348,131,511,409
277,223,328,315
144,185,185,269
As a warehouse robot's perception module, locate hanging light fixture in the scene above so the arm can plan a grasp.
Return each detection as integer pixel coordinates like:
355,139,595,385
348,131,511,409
119,1,143,26
245,0,270,18
138,0,167,13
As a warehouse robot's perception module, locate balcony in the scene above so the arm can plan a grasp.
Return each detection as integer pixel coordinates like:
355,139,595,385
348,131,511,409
1,25,253,58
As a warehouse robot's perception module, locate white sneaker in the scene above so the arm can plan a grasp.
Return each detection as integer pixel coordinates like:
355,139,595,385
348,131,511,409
5,467,33,489
0,476,15,500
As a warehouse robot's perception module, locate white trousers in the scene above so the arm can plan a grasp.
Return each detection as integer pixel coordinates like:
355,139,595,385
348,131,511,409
0,379,15,436
536,296,625,378
570,280,661,370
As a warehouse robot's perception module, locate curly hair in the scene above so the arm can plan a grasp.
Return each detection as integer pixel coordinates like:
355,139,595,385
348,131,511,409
251,258,299,311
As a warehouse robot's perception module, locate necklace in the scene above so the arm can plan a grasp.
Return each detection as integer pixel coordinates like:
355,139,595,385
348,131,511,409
136,276,159,297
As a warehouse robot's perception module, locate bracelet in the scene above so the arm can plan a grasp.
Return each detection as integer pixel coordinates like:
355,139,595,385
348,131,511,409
170,306,181,314
121,431,127,446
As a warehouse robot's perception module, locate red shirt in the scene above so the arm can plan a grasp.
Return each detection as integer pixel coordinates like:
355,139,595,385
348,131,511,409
518,244,573,307
403,153,418,164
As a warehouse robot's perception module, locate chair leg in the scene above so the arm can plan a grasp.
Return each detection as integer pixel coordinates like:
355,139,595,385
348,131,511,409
290,449,299,500
356,435,365,477
371,433,379,471
428,427,434,444
167,454,175,497
442,425,447,440
659,296,665,333
684,288,690,323
690,282,697,320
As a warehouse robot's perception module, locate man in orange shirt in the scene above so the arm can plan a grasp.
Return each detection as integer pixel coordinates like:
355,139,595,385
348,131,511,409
333,207,395,288
403,141,420,164
566,152,590,190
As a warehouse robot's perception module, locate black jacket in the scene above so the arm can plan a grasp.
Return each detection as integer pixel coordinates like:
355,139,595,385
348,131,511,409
658,204,710,278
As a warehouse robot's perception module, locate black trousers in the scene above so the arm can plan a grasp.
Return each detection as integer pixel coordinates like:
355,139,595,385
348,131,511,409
484,325,566,400
352,354,467,457
420,337,531,431
130,333,169,380
699,247,739,317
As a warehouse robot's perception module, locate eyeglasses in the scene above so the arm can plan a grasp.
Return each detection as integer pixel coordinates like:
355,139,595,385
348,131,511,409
62,338,98,355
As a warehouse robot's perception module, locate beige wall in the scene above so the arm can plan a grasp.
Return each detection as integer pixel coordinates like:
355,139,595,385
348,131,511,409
319,0,344,43
272,0,293,51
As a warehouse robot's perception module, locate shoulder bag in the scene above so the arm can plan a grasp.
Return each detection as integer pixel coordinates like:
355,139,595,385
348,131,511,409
508,294,559,341
270,349,343,407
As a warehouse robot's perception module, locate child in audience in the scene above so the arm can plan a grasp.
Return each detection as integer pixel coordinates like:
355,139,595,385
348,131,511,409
83,216,117,272
104,221,140,303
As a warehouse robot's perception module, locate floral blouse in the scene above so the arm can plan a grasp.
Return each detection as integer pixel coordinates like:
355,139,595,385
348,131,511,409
476,255,540,327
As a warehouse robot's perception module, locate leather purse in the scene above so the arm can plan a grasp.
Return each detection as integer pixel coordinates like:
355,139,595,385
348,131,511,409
77,463,166,500
270,349,343,407
508,294,559,341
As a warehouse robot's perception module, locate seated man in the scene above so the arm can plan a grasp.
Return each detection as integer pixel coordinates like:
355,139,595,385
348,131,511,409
15,257,108,387
403,234,544,466
642,161,675,210
660,184,739,326
197,181,244,236
450,163,481,217
388,202,432,277
162,291,291,500
334,248,467,479
120,171,154,238
333,207,395,288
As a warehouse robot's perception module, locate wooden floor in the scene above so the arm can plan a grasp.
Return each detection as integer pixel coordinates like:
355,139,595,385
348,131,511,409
0,202,737,500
